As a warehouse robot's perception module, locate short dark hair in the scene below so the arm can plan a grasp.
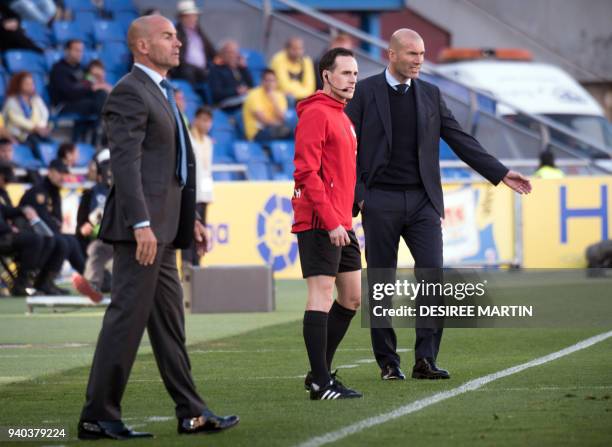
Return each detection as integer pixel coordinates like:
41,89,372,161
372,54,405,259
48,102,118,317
261,68,276,78
64,39,82,50
318,47,355,81
195,106,213,118
58,142,76,160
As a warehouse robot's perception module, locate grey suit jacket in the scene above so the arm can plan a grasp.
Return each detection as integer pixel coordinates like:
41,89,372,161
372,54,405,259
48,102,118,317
99,66,196,249
345,71,509,218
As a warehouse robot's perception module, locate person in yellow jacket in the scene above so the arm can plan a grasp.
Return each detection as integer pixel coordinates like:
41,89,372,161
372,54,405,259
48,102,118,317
270,37,315,101
533,150,564,179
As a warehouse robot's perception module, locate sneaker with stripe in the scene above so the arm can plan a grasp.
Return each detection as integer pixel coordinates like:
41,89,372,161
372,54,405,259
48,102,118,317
309,379,363,400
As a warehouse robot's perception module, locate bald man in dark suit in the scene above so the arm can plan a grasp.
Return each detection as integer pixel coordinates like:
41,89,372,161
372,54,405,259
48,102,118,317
78,16,238,440
345,29,532,382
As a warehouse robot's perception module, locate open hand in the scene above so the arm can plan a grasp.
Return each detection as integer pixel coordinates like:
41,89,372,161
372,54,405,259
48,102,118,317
502,170,532,194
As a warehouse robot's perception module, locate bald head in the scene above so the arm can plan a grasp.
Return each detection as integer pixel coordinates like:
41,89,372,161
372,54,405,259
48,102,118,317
387,28,425,82
127,15,172,54
127,15,181,75
389,28,423,51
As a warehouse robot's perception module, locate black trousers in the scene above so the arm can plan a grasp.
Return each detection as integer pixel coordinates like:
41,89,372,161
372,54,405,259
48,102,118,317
362,187,444,368
81,243,206,421
55,233,85,274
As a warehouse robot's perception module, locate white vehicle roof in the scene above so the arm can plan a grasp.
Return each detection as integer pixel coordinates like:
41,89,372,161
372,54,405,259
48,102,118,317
435,60,604,117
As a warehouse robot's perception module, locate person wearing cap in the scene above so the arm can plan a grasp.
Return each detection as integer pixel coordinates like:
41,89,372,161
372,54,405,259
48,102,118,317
0,163,67,295
19,158,86,280
170,0,216,96
73,149,113,302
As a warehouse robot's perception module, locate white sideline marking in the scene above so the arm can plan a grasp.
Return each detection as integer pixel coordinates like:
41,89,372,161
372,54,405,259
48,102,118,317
295,330,612,447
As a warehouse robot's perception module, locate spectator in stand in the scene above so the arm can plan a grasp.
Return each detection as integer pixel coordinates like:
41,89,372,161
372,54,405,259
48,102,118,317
19,158,86,276
85,60,113,93
315,32,354,89
209,39,253,112
170,0,216,93
182,106,213,266
0,137,41,183
57,142,78,168
73,149,113,302
242,68,291,142
6,0,56,25
0,163,69,295
49,39,108,143
0,3,43,53
533,150,564,179
57,142,80,182
2,71,53,161
270,37,315,101
0,138,16,167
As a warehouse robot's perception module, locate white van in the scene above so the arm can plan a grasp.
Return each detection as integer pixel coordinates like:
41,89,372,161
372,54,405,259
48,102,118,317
435,50,612,150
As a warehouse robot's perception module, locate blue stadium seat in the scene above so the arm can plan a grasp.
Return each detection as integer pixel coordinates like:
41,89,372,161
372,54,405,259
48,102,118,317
247,161,270,180
212,109,233,131
104,0,137,13
44,48,63,70
93,20,125,44
269,140,294,163
233,141,268,163
64,0,98,12
4,50,46,74
53,21,92,47
441,168,471,179
21,20,52,48
439,140,458,160
170,79,199,102
30,72,49,104
282,160,294,177
74,11,97,32
114,11,138,32
99,42,131,72
105,70,124,85
272,169,292,181
13,145,43,169
241,48,266,85
0,74,6,104
212,153,235,164
213,171,241,181
76,143,95,167
211,129,236,157
38,142,59,166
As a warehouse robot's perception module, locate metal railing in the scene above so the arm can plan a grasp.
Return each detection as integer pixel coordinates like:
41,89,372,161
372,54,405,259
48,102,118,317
252,0,612,174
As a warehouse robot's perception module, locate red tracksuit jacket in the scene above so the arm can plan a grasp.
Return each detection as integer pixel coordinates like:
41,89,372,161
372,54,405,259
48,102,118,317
291,91,357,233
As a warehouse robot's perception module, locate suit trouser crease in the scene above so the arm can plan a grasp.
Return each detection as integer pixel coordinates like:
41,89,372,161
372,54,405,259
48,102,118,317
81,243,205,421
363,188,444,368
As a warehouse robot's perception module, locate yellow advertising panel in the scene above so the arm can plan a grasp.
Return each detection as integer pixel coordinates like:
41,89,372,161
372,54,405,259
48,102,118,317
522,177,612,267
203,181,515,278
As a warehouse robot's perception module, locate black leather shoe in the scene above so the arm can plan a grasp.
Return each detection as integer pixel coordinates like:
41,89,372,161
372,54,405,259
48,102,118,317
177,409,239,435
412,358,450,379
427,357,450,378
78,420,153,440
381,364,406,380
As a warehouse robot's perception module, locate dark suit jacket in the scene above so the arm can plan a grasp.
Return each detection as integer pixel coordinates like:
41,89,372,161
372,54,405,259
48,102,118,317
99,66,196,249
208,63,253,105
345,71,509,218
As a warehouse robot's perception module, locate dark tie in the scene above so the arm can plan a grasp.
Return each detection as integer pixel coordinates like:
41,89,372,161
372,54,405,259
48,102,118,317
395,83,409,94
159,79,188,187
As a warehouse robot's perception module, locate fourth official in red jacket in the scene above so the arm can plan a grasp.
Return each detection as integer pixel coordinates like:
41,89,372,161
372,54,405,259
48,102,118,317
291,47,363,400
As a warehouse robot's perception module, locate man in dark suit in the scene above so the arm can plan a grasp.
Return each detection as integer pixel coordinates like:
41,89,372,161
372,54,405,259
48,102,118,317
345,29,532,381
78,15,238,440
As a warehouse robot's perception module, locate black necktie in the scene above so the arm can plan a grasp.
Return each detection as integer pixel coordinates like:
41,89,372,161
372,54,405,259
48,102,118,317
395,83,409,94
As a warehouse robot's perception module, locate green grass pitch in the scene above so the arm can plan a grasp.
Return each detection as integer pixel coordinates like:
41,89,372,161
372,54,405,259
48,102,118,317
0,278,611,446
